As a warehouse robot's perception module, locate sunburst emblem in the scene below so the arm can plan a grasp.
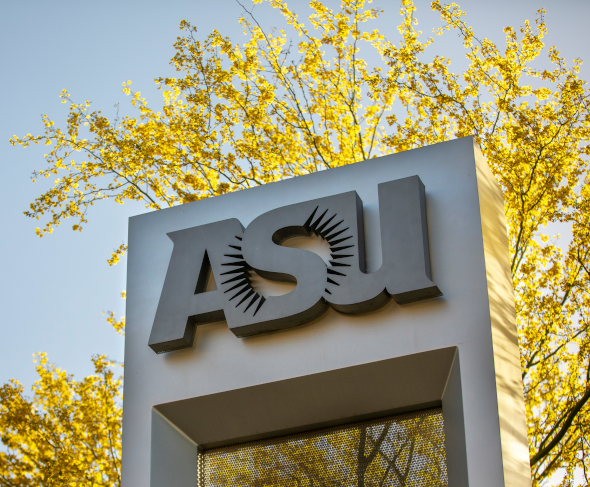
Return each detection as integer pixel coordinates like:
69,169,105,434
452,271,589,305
219,236,266,316
220,207,355,315
302,206,355,295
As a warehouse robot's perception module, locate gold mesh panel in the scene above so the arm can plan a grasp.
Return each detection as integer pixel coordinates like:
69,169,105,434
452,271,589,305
198,408,447,487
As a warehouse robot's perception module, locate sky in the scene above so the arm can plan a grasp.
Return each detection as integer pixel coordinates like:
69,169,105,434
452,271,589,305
1,0,590,391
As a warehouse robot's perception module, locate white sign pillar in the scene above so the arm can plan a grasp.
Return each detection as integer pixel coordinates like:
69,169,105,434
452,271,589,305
122,137,531,487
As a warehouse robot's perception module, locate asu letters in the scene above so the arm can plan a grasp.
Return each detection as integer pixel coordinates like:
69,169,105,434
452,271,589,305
148,176,441,353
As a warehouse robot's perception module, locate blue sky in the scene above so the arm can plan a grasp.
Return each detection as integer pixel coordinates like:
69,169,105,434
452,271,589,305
1,0,589,389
